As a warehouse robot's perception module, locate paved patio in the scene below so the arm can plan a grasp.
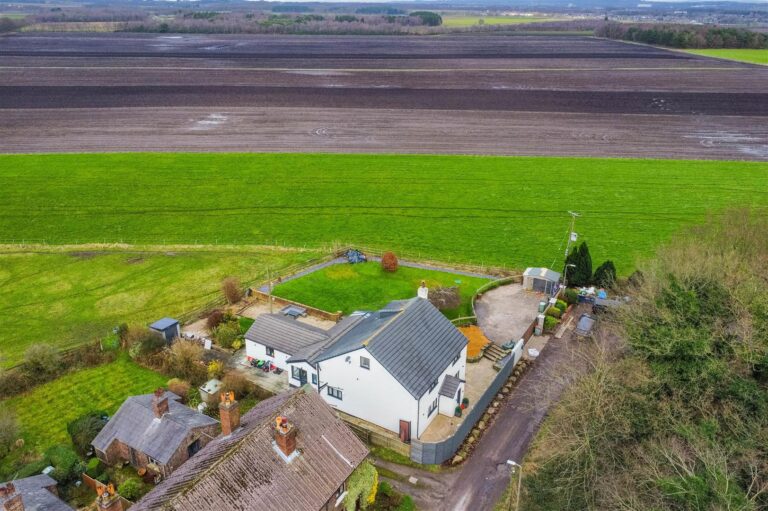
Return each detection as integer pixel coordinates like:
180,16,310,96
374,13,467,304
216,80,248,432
474,283,546,345
229,350,289,394
419,358,497,442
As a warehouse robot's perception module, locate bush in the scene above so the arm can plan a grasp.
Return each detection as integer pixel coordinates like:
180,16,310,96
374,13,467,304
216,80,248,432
563,288,579,305
221,372,252,399
85,457,104,479
125,327,166,360
206,310,225,331
23,343,61,378
555,299,568,313
213,321,240,349
221,277,243,304
207,360,224,380
67,411,107,456
166,340,205,383
167,378,191,401
565,241,593,287
118,477,145,501
543,315,559,332
593,260,617,288
46,444,83,484
409,10,442,26
381,252,398,272
545,307,561,319
0,408,18,458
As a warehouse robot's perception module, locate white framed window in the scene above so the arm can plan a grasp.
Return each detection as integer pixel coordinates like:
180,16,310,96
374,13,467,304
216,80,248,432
328,386,343,400
312,373,318,385
291,366,300,380
360,356,370,370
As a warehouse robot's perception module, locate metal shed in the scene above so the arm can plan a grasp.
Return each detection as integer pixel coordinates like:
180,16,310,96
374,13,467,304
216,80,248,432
149,317,181,344
522,267,561,294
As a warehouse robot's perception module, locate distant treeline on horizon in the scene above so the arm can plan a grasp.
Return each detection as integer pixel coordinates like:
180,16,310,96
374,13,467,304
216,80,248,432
597,22,768,49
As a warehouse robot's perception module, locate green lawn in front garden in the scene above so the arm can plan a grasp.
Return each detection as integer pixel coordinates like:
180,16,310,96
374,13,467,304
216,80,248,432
271,262,491,319
0,247,321,368
0,356,167,478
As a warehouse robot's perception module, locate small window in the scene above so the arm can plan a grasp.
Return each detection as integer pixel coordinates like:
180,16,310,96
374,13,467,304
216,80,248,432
452,353,460,365
312,373,318,385
360,356,370,370
266,346,275,357
427,397,438,416
328,386,343,400
291,366,300,380
428,379,438,393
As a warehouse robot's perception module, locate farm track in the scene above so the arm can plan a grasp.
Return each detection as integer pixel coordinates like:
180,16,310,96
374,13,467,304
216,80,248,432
1,33,767,159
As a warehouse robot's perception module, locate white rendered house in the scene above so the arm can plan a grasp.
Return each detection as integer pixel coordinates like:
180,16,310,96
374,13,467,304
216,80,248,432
247,298,468,442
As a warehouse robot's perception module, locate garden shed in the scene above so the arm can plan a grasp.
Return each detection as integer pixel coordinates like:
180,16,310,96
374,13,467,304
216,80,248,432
522,267,561,295
149,317,181,344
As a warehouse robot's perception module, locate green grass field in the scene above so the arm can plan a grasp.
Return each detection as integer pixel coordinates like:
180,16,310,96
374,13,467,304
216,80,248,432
685,49,768,65
2,153,766,275
272,262,491,318
442,15,561,27
0,356,166,477
0,247,320,367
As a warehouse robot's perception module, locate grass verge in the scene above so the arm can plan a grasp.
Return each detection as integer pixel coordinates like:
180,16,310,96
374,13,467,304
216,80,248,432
369,446,442,473
685,48,768,65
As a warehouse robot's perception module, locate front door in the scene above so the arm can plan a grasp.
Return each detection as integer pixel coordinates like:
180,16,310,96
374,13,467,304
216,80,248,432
399,420,411,444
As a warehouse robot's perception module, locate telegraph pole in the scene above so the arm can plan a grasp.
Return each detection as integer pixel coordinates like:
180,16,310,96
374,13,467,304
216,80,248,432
562,211,580,287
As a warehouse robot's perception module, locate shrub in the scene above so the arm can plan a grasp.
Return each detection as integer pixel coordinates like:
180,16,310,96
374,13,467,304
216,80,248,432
0,408,18,458
46,444,83,484
207,360,224,380
85,457,104,479
428,286,461,310
67,411,107,456
167,340,205,383
409,10,442,26
221,277,243,304
545,307,561,319
593,260,617,288
118,477,145,501
23,343,61,378
543,315,559,332
563,288,579,305
565,241,593,287
167,378,191,401
221,372,252,399
232,338,243,351
206,310,225,331
555,299,568,313
125,327,165,360
381,252,398,273
0,369,31,398
213,322,240,349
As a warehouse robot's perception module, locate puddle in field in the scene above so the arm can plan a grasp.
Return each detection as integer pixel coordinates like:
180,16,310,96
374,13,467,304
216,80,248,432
189,113,229,131
685,130,768,159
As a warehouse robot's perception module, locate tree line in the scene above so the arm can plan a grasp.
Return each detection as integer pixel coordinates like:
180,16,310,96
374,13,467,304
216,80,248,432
596,22,768,49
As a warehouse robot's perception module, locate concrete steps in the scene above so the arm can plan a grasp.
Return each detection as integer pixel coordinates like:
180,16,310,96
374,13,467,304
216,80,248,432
483,344,510,363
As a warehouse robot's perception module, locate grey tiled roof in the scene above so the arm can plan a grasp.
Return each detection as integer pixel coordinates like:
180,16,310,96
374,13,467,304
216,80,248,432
92,392,218,465
132,387,369,511
245,314,328,355
312,298,467,399
0,475,72,511
439,374,462,398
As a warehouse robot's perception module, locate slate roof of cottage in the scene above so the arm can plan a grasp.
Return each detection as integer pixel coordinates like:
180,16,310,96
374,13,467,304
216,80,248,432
132,387,369,511
244,314,329,355
0,475,72,511
439,374,462,398
291,298,467,399
92,391,218,465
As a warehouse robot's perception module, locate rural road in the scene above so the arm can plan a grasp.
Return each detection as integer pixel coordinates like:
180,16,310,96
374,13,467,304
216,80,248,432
376,316,595,510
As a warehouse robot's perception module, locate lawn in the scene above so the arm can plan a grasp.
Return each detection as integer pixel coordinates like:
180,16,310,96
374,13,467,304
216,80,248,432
1,153,767,276
442,15,561,27
0,356,167,478
0,246,321,368
685,49,768,65
271,262,491,319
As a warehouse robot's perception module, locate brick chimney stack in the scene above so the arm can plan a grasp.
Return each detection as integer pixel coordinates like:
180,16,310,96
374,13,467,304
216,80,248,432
152,388,169,419
219,391,240,436
96,484,123,511
274,416,297,457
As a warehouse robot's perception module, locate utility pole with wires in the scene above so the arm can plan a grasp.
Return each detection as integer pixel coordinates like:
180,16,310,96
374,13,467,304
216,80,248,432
562,211,580,287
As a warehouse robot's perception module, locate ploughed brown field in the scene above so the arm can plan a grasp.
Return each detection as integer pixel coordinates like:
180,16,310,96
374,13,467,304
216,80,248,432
1,33,767,159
